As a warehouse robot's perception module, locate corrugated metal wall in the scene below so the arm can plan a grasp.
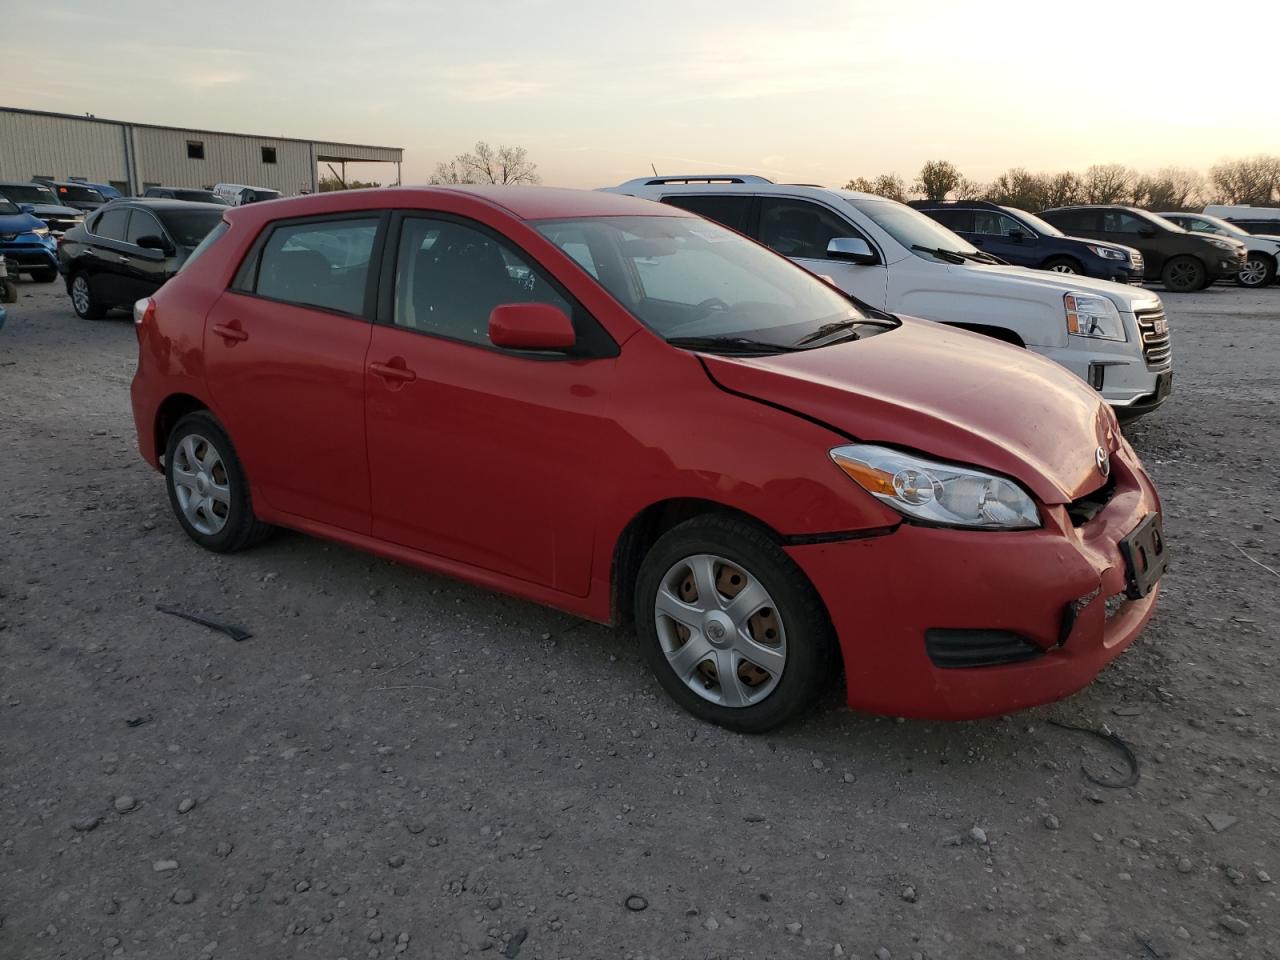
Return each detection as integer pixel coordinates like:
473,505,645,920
0,112,129,186
0,109,402,196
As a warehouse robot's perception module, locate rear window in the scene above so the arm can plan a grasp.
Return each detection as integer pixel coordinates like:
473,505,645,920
660,194,752,234
57,185,105,203
159,209,226,247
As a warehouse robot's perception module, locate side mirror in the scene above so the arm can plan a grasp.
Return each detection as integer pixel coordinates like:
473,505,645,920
136,234,174,255
19,203,35,214
489,303,575,351
826,237,876,265
1008,229,1026,242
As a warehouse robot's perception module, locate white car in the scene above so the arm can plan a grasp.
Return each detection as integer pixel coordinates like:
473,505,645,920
1160,211,1279,288
605,176,1172,419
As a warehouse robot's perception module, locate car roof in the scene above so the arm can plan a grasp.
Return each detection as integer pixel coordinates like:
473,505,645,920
1042,204,1141,212
104,198,227,212
224,185,685,222
611,180,884,204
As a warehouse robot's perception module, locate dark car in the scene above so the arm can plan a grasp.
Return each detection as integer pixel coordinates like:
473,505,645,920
35,179,109,212
1040,205,1247,292
143,187,229,204
58,199,225,318
909,200,1143,283
0,181,85,235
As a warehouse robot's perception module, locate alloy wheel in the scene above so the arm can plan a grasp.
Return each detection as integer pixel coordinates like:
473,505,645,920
170,433,231,535
1239,259,1267,287
1168,260,1202,290
71,275,91,315
653,554,786,708
1049,263,1077,274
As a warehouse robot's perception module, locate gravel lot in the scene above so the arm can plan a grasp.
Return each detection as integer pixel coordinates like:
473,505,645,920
1,279,1277,960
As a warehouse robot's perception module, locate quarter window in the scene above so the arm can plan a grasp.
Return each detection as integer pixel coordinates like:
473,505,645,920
759,198,863,261
661,194,752,234
392,217,571,347
93,207,131,241
253,218,378,315
927,208,975,232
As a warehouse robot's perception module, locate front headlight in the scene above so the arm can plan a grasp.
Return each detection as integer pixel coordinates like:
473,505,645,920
33,226,50,237
1086,244,1127,261
830,444,1040,530
1064,292,1125,341
1205,238,1234,251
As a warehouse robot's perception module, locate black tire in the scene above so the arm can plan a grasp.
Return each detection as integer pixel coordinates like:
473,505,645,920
1237,253,1277,289
634,514,835,733
164,411,272,553
1043,256,1083,275
1161,256,1206,293
69,271,106,319
32,267,58,283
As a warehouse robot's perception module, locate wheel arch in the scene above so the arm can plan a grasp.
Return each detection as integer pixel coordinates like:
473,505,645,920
942,322,1026,348
153,393,212,464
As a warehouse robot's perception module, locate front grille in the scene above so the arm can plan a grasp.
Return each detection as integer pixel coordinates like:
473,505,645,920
1136,308,1171,368
925,629,1045,669
1130,252,1144,273
1067,474,1115,526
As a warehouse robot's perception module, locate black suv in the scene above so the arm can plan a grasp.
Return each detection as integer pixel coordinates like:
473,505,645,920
58,199,225,318
142,186,228,204
1040,205,1247,292
910,200,1143,283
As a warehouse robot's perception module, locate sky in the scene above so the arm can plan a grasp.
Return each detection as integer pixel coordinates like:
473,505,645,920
6,0,1278,189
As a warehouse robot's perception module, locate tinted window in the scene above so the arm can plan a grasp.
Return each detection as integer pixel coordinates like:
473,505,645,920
845,198,981,262
0,197,19,216
94,208,131,241
1046,209,1097,232
928,208,974,232
393,217,572,346
661,194,752,234
57,185,105,203
159,209,226,247
972,211,1023,237
1102,211,1148,234
126,209,164,245
759,198,865,260
179,221,229,274
254,218,378,315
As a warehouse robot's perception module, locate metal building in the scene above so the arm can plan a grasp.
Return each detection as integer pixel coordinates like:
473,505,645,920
0,106,402,196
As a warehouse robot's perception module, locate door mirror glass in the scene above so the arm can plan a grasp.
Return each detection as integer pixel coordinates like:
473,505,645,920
1008,229,1026,242
826,237,876,264
489,303,575,351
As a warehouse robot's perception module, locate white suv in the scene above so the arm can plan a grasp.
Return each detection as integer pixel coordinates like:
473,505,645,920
605,176,1172,419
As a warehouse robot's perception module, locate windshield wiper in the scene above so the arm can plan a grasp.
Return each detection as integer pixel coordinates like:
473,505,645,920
794,319,865,346
910,244,968,265
666,335,804,354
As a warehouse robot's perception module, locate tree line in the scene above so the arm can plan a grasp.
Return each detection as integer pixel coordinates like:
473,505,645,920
844,156,1280,212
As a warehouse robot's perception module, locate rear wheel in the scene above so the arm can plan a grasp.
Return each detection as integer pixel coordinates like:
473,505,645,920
1161,256,1206,293
1237,254,1276,288
1043,256,1082,275
635,515,835,732
165,411,272,553
69,272,106,319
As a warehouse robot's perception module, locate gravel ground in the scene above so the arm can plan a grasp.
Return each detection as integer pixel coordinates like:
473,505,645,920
1,279,1277,960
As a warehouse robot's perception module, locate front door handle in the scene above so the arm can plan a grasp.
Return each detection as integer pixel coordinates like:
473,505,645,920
211,322,248,343
370,359,416,383
118,255,132,263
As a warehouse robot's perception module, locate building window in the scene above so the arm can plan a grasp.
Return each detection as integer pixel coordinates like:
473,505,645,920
261,146,277,164
187,141,204,160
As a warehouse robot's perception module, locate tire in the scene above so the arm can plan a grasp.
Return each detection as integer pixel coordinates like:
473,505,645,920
69,271,106,319
1043,256,1083,275
165,411,272,553
1161,256,1206,293
32,267,58,283
1237,253,1277,289
634,514,835,733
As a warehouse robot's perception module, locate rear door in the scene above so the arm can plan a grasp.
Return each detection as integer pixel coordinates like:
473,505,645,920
755,196,888,308
121,207,174,301
202,213,384,533
1100,209,1164,272
80,206,133,304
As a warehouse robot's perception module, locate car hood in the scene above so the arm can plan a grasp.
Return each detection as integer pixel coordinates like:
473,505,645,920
30,202,83,218
700,318,1117,505
0,212,46,234
963,262,1159,308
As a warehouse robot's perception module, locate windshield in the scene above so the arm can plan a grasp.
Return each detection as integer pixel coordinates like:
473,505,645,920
57,184,105,203
535,215,868,345
1184,213,1240,235
1006,207,1064,237
174,189,226,204
158,209,226,248
0,197,20,216
1,184,59,205
1137,209,1185,233
845,197,981,262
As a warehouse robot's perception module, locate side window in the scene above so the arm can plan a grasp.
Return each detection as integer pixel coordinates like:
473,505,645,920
93,207,131,241
1050,210,1096,233
254,218,378,315
1102,211,1145,234
392,217,572,347
972,211,1022,237
928,208,975,232
759,198,862,260
660,194,751,234
126,209,164,245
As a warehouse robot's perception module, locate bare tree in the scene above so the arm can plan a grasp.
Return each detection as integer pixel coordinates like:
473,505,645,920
429,142,541,186
1041,171,1082,209
842,176,877,192
1082,164,1136,204
1209,155,1280,205
871,173,908,203
984,168,1050,211
953,177,986,201
913,160,962,201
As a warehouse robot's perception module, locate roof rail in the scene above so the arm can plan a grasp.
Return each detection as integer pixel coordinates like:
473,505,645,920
907,198,1006,212
616,174,774,187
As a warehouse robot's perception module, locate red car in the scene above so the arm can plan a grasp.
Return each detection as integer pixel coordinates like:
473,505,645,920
129,186,1166,732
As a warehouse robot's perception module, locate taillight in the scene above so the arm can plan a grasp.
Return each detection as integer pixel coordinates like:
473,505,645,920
133,298,155,334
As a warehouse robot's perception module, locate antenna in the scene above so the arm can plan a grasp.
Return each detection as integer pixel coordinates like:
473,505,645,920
650,162,659,177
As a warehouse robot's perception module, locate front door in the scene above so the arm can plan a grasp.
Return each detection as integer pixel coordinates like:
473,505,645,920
969,209,1038,266
364,214,617,596
756,196,889,309
202,214,382,533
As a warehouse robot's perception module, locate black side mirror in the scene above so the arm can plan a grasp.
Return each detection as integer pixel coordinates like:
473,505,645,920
136,234,175,255
826,237,877,265
1008,229,1026,242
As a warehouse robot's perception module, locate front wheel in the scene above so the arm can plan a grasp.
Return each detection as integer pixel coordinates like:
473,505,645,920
69,272,106,319
1237,254,1277,288
1043,256,1082,275
165,411,272,553
635,515,835,732
1161,256,1206,293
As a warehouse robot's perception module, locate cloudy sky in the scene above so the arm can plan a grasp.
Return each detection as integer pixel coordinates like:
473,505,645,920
7,0,1276,188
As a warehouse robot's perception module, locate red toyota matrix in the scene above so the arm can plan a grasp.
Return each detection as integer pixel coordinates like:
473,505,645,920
130,186,1166,732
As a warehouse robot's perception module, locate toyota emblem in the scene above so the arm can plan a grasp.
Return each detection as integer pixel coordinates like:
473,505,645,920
1095,446,1110,478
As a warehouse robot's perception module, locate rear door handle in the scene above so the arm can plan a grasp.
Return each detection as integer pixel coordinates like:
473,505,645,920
118,255,132,263
211,322,248,343
369,360,416,383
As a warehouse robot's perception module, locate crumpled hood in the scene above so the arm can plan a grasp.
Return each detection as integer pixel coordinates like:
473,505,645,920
701,318,1118,504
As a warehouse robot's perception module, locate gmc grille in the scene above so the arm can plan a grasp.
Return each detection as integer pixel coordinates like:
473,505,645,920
1136,308,1171,368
